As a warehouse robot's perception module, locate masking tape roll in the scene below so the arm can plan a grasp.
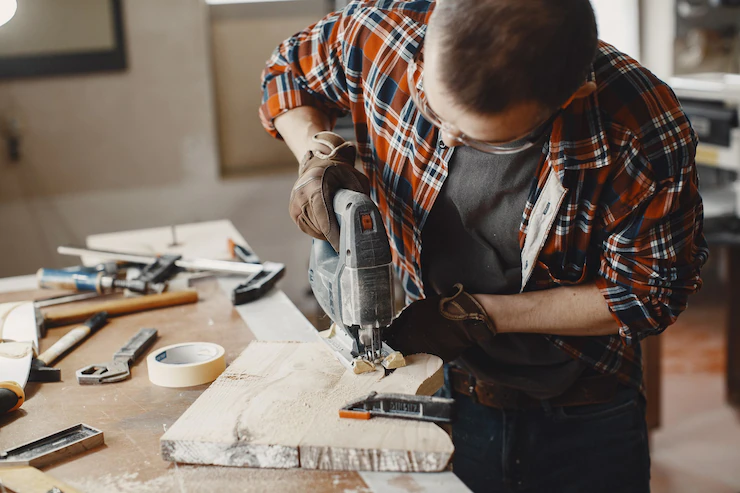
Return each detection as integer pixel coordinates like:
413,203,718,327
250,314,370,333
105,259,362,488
146,342,226,388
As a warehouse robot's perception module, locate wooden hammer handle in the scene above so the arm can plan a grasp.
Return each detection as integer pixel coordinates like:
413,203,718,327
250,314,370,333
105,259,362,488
44,290,199,328
37,325,92,365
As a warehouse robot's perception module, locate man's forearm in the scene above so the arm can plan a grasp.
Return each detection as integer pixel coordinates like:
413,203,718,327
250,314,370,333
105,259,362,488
274,107,333,162
473,282,620,337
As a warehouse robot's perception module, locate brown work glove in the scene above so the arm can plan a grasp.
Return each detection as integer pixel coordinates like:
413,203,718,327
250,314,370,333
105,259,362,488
385,284,497,362
289,131,371,251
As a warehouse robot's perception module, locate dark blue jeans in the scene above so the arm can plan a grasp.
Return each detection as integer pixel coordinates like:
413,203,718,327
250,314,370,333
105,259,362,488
451,384,651,493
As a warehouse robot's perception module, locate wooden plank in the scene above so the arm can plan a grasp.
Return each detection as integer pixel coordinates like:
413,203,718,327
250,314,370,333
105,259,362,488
161,341,453,472
0,466,82,493
85,220,246,262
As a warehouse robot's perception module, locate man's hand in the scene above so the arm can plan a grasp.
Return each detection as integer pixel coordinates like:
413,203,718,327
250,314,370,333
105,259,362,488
385,284,497,362
289,132,370,251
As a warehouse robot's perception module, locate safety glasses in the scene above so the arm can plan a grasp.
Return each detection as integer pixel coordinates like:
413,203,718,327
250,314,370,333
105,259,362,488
406,53,564,155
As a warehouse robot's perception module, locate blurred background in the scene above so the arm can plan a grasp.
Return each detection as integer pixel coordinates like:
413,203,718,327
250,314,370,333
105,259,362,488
0,1,738,491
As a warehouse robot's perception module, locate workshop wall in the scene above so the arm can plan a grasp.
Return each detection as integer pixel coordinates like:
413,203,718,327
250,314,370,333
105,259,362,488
592,0,640,61
0,0,316,312
641,0,675,80
210,1,326,175
0,0,219,198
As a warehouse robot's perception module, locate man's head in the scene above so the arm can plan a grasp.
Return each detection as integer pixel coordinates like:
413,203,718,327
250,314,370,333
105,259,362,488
422,0,598,149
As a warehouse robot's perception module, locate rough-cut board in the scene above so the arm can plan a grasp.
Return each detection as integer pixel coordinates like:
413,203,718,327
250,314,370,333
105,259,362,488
161,341,453,472
0,466,82,493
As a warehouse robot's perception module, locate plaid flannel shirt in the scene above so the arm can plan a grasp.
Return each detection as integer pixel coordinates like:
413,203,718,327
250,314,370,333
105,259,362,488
260,0,708,390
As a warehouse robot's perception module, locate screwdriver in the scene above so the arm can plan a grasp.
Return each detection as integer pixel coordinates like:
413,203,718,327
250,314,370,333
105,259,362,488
37,268,166,295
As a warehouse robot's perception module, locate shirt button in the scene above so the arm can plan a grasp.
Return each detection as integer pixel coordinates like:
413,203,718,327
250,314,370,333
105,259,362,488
438,141,447,149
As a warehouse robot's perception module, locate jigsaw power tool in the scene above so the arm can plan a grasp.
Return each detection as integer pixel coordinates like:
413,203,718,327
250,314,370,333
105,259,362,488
309,189,406,373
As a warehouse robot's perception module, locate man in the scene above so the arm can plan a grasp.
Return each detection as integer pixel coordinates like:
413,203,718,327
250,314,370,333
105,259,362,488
260,1,708,491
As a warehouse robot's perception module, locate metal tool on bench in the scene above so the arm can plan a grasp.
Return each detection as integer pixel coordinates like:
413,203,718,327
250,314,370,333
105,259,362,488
37,255,180,295
37,268,167,295
38,289,199,328
228,240,287,305
40,262,121,277
134,253,181,285
2,290,196,345
58,245,264,277
29,312,109,382
0,423,104,468
0,295,107,390
309,189,405,373
1,290,197,384
0,281,178,355
229,239,261,264
339,391,455,423
231,263,286,305
76,327,158,384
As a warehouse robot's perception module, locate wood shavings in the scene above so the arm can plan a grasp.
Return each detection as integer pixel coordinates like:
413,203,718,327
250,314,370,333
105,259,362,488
352,358,376,374
382,351,406,370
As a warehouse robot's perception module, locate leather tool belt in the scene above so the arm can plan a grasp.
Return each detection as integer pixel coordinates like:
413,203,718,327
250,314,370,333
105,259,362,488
449,367,618,410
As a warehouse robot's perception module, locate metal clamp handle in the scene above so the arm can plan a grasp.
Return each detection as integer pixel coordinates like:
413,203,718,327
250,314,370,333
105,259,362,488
113,328,158,364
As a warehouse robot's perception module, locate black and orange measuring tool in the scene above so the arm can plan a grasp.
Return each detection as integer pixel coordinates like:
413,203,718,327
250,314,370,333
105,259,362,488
339,391,455,423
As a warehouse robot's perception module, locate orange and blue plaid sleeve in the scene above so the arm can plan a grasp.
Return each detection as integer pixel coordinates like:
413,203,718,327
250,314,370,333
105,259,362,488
595,121,709,346
259,8,353,139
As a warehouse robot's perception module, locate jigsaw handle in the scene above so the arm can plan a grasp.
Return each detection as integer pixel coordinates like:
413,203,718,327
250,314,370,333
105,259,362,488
308,189,394,331
308,190,367,327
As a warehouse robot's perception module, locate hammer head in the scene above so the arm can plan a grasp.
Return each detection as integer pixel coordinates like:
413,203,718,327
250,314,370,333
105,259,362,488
0,302,42,353
29,358,62,382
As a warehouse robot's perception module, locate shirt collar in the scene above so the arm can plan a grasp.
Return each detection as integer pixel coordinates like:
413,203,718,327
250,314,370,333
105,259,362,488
547,69,611,173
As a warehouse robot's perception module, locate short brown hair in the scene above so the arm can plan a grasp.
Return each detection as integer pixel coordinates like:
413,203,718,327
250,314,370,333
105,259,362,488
430,0,598,114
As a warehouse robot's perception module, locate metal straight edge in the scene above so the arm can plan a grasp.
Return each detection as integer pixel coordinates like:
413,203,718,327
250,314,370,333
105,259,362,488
57,245,263,276
216,278,318,343
0,423,104,469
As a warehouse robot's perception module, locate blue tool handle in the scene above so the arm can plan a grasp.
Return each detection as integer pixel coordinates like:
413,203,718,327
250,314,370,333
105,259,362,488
36,268,99,292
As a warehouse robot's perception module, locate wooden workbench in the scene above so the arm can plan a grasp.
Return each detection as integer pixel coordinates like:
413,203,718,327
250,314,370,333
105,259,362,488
0,222,468,493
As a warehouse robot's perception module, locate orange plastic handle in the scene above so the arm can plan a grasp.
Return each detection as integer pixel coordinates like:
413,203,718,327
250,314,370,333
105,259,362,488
338,409,371,420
